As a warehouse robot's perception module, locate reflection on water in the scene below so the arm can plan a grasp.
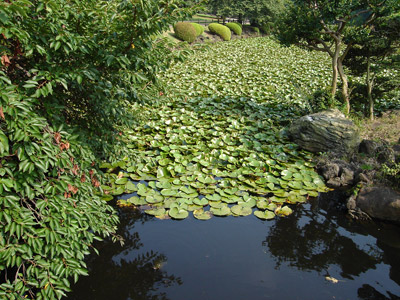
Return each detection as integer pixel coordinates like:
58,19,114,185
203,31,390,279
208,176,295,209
69,192,400,300
265,191,400,299
68,208,182,300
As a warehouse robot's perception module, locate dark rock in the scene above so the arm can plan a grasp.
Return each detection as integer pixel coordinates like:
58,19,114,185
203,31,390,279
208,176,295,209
288,109,360,154
357,172,372,184
340,168,354,186
321,163,340,180
355,187,400,222
376,146,395,164
359,140,379,156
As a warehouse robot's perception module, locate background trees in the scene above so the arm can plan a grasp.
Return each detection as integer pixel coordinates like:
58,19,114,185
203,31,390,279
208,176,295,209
279,0,399,115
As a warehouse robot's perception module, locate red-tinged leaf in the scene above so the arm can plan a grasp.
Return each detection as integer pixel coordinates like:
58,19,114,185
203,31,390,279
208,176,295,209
54,132,61,144
1,55,11,67
0,106,5,120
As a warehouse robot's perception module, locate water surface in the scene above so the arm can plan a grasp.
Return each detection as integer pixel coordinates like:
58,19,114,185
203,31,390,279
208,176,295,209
69,194,400,300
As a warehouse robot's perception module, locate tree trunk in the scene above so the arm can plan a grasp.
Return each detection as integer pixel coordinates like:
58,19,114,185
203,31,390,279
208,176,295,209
338,58,350,114
331,42,340,100
366,56,374,121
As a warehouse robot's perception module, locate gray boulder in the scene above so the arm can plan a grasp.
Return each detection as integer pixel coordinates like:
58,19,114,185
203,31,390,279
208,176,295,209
288,109,360,154
353,187,400,222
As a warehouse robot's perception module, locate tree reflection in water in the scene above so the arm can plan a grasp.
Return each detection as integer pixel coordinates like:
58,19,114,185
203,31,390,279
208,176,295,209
263,191,400,300
68,207,182,300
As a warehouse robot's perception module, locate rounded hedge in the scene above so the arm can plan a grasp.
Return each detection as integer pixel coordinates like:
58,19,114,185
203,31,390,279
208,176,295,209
191,22,205,36
208,23,231,41
174,22,197,43
226,22,242,35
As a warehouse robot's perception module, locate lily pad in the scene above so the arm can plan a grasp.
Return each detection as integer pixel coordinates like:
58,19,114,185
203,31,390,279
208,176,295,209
210,205,231,216
193,209,213,220
254,210,275,220
231,205,252,216
169,207,189,219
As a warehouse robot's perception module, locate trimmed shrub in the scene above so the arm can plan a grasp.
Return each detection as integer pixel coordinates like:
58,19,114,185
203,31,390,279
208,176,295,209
191,23,205,36
208,23,232,41
226,22,242,35
174,22,197,43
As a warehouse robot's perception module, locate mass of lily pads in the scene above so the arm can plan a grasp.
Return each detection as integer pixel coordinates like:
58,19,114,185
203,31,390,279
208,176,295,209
101,37,332,221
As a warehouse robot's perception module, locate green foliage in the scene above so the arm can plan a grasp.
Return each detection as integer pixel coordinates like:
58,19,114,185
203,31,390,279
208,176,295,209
161,37,331,110
260,22,274,35
208,23,231,41
191,23,205,36
226,22,242,35
382,163,400,187
110,97,328,221
0,0,196,298
306,89,340,113
174,22,198,43
0,74,119,299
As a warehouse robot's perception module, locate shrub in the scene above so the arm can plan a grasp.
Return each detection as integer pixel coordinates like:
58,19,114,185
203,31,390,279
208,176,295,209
208,23,232,41
0,0,195,298
260,22,274,35
191,23,205,36
226,22,242,35
174,22,198,43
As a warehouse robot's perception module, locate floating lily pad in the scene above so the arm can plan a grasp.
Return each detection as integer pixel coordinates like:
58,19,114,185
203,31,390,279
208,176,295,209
254,210,275,220
127,196,147,206
145,207,166,217
275,206,293,217
231,205,252,216
115,177,128,185
210,205,231,216
193,209,213,220
169,207,189,219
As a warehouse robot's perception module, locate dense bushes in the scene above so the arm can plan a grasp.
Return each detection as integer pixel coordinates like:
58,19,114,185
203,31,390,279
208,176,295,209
191,23,205,36
174,22,198,43
226,22,242,35
208,23,231,41
0,0,194,298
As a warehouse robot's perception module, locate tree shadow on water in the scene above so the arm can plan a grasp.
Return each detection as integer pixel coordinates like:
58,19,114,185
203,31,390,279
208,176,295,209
68,207,182,300
263,190,400,299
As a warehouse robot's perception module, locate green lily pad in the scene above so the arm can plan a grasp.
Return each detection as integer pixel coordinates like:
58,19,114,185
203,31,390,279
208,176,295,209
254,210,275,220
210,205,231,216
275,205,293,217
169,207,189,219
193,209,213,220
193,198,208,206
125,181,137,192
127,196,147,206
161,189,178,197
101,195,114,202
146,194,164,204
206,194,222,201
145,207,166,217
231,205,252,216
115,177,128,185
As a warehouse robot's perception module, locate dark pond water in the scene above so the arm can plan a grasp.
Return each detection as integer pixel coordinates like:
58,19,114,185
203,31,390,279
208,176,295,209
68,192,400,300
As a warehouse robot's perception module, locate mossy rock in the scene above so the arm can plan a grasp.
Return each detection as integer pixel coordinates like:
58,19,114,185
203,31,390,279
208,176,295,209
226,22,242,35
174,22,197,43
191,23,205,36
208,23,231,41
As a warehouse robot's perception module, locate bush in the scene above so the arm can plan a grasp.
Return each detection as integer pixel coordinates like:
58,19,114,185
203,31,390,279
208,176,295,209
191,23,205,36
306,89,339,113
208,23,232,41
260,22,274,35
174,22,198,43
0,0,195,298
226,22,242,35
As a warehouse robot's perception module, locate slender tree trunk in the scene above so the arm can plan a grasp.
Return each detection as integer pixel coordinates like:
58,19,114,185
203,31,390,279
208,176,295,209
337,58,350,114
331,42,340,100
366,56,374,121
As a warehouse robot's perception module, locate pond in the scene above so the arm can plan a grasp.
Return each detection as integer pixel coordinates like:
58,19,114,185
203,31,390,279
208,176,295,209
68,192,400,300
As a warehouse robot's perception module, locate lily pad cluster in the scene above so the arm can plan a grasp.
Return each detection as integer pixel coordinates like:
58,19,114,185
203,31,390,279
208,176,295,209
102,97,329,220
159,37,331,107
